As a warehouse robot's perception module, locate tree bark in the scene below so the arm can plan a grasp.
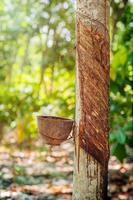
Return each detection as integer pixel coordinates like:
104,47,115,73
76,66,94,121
0,123,4,142
73,1,110,200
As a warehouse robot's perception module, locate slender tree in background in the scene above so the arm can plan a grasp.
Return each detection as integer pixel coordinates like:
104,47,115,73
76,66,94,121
73,0,110,199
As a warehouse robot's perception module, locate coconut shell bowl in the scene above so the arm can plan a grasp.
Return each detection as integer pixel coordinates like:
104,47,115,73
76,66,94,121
37,116,74,145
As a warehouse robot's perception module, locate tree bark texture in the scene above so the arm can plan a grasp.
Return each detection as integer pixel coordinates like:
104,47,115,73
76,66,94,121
73,0,110,200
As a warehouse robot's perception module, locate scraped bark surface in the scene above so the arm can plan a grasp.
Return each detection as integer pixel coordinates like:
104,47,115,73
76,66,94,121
73,0,110,199
77,0,110,166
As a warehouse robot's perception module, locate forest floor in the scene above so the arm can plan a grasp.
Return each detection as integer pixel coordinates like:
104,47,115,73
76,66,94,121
0,139,133,200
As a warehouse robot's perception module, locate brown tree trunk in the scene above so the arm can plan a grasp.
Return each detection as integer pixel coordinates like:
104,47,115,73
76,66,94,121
0,123,4,142
73,0,110,199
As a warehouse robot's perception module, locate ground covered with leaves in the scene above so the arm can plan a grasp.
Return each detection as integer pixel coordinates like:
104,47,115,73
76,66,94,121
0,141,133,200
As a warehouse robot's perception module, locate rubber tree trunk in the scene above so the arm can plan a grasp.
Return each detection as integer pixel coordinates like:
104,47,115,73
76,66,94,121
73,1,110,200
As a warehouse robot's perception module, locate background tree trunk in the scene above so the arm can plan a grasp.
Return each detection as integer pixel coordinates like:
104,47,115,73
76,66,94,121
73,1,110,200
0,123,4,142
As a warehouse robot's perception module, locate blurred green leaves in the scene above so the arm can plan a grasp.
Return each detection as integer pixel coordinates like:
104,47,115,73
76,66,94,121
110,121,133,162
110,0,133,161
0,0,75,144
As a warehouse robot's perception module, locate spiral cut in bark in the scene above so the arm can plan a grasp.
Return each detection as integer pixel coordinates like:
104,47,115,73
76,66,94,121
76,0,110,167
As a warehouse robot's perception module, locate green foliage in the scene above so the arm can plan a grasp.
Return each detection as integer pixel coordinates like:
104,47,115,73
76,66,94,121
110,0,133,161
0,0,75,144
110,122,132,161
0,0,132,161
